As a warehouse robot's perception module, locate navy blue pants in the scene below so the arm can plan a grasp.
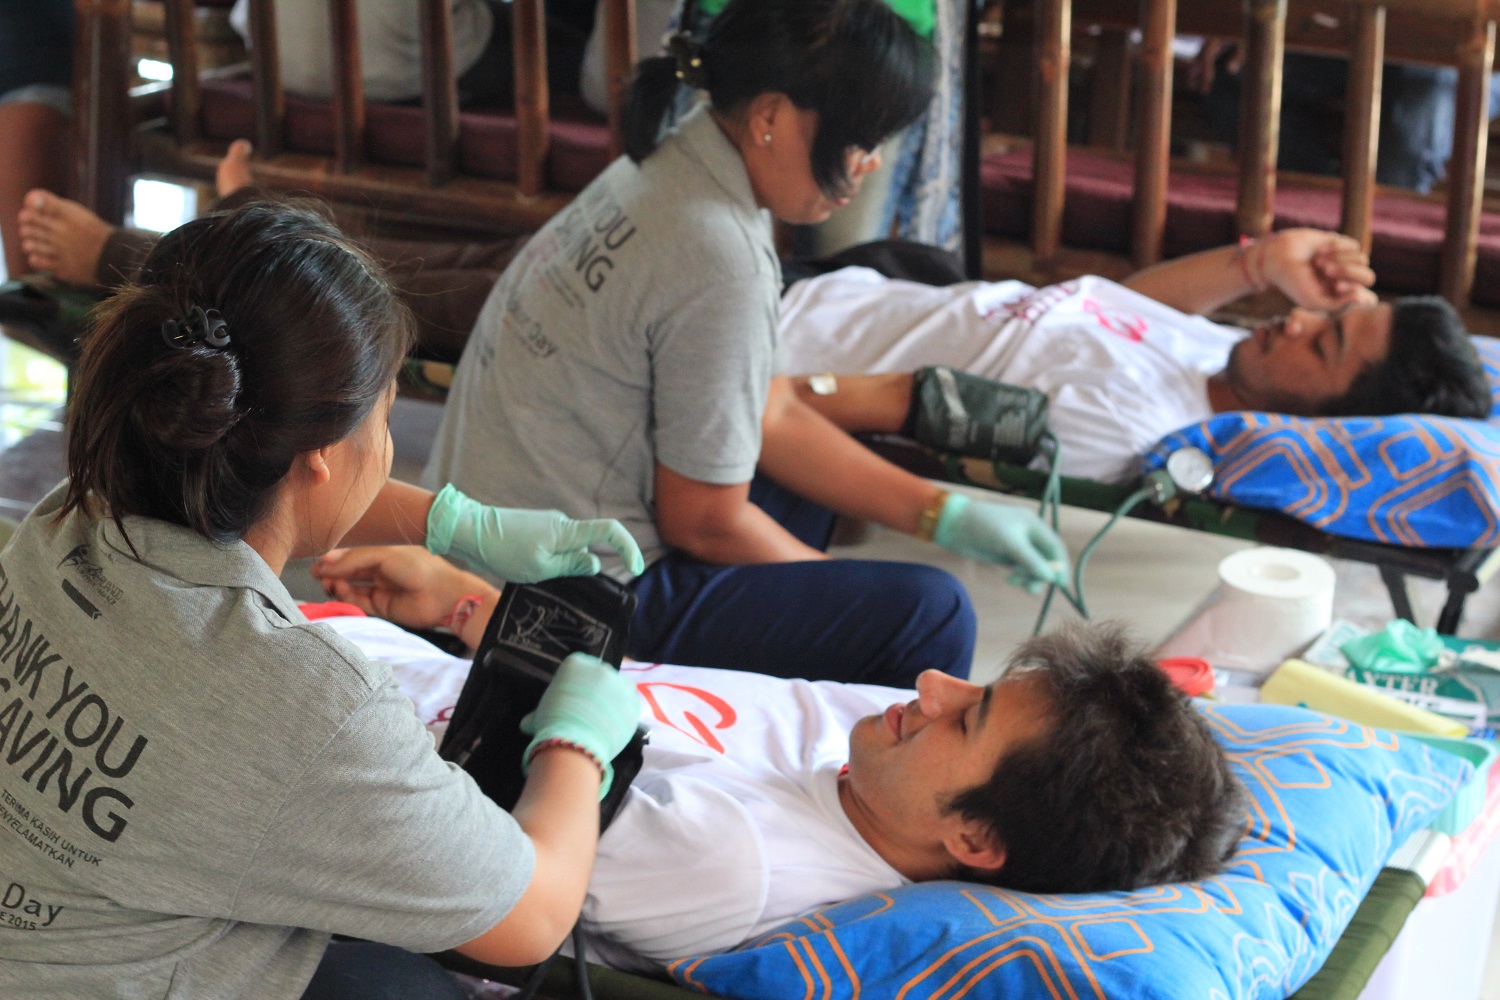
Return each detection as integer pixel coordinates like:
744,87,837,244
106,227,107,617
300,941,465,1000
629,477,977,688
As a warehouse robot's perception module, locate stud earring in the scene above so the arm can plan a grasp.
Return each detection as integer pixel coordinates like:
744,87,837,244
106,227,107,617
763,134,773,144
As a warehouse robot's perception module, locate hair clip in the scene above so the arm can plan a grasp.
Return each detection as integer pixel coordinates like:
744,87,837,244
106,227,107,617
161,306,231,350
667,32,708,89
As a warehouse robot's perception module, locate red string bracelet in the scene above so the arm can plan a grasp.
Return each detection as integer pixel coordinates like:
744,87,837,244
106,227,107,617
1236,235,1267,292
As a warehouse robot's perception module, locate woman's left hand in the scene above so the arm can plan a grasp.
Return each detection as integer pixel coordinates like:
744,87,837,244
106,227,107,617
312,545,490,629
931,494,1070,591
426,484,647,582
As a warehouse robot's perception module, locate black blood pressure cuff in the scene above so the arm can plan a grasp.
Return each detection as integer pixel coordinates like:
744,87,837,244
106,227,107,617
904,365,1051,465
438,575,646,832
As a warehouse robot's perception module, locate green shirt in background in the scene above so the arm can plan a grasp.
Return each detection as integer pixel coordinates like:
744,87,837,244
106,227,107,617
695,0,936,39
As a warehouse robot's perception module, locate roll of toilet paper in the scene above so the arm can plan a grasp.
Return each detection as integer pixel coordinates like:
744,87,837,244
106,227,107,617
1203,547,1337,675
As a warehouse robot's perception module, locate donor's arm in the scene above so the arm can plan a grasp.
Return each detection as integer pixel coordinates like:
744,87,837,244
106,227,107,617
1123,228,1377,316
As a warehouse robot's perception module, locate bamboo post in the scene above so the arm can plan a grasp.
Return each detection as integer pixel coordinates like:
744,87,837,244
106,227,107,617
1032,0,1071,263
1439,15,1495,306
419,0,460,186
1340,3,1386,251
71,0,133,223
513,0,551,197
1236,0,1287,238
329,0,366,172
1132,0,1177,267
163,0,202,144
246,0,285,158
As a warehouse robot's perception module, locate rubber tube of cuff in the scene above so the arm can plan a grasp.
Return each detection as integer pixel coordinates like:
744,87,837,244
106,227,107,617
1030,435,1154,635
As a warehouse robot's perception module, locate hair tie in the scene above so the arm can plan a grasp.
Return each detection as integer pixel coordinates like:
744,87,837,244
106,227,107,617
161,306,231,350
667,32,708,89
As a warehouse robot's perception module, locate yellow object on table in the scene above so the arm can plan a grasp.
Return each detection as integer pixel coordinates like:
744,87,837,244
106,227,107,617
1260,659,1470,736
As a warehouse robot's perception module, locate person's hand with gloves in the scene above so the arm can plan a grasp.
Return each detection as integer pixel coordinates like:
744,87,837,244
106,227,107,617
521,653,644,798
427,483,646,582
929,491,1069,593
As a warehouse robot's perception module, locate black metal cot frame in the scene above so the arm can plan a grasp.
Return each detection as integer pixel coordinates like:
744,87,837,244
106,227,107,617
861,435,1500,636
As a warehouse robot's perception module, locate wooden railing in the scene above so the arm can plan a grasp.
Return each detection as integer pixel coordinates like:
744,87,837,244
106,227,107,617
1006,0,1500,307
72,0,639,233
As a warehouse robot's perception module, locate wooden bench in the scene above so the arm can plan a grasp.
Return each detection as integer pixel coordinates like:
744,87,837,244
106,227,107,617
71,0,641,239
978,0,1500,329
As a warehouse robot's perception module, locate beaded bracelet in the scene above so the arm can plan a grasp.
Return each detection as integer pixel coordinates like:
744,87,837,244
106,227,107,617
526,737,606,778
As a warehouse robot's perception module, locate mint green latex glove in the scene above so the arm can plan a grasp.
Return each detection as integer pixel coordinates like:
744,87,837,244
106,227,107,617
427,484,646,583
933,494,1070,590
520,653,644,799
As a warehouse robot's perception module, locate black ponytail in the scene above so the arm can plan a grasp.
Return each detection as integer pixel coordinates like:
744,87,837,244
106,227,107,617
622,0,705,162
622,54,687,163
61,199,415,547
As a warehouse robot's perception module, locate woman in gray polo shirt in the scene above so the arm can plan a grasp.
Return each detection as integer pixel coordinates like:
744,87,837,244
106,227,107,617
0,201,644,999
417,0,1070,687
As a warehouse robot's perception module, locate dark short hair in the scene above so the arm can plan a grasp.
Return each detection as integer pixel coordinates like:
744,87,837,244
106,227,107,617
61,199,415,546
623,0,935,198
1326,295,1491,419
948,624,1245,894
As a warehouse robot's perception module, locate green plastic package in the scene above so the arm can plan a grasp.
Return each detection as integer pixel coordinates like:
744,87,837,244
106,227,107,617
1340,620,1444,675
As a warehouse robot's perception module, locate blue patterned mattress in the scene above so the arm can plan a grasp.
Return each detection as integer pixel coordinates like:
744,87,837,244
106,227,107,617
669,703,1470,1000
1142,337,1500,549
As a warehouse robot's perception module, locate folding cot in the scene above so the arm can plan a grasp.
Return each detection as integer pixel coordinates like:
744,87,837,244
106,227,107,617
863,434,1500,635
302,614,1468,1000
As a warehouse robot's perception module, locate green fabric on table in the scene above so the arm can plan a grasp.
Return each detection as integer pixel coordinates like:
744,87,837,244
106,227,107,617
696,0,935,38
1286,867,1426,1000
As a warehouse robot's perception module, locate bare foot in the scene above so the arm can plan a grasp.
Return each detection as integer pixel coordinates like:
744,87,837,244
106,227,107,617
216,139,254,198
17,190,113,286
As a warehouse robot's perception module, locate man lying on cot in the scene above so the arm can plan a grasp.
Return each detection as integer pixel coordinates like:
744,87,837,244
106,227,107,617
776,229,1493,481
16,181,1489,489
310,543,1246,972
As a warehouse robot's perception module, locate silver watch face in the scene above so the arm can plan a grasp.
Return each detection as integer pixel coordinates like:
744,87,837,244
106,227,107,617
1165,447,1214,494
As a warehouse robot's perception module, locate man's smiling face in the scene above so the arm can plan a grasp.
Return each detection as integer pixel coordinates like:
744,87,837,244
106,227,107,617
838,669,1054,877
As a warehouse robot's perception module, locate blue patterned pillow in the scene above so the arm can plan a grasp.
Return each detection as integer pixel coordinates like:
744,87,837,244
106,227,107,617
1141,337,1500,549
667,704,1471,1000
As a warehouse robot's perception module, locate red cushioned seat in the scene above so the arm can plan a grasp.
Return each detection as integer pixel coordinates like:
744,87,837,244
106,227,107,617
196,79,614,192
981,147,1500,307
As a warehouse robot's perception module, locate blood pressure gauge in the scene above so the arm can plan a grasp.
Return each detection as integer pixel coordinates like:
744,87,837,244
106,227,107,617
1165,446,1214,495
1145,447,1214,506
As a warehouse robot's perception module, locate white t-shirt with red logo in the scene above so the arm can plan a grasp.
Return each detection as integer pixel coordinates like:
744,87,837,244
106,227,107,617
777,268,1246,482
320,616,911,970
